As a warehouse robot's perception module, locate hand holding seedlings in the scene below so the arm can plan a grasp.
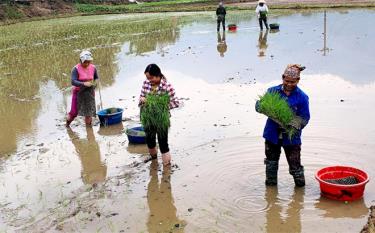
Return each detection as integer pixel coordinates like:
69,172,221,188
83,81,93,87
140,97,147,105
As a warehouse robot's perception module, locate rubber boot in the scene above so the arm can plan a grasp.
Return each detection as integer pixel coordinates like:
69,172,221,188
290,166,305,187
162,152,171,166
264,159,278,186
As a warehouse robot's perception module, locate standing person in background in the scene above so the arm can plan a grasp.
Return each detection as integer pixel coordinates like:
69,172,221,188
256,64,310,187
216,2,226,32
256,0,269,31
139,64,179,166
66,50,98,127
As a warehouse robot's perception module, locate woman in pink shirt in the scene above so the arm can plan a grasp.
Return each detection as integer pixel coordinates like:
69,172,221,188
66,51,99,127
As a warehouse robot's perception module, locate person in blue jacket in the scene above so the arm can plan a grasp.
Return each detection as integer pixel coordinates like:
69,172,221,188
256,64,310,187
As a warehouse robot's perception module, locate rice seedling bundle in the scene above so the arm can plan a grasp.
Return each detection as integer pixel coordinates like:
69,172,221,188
257,91,298,139
141,93,170,136
126,128,146,137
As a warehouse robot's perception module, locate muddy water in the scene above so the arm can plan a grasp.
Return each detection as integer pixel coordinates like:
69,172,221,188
0,9,375,232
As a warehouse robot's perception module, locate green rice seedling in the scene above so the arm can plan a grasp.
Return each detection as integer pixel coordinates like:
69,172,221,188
126,128,146,137
257,91,297,139
141,93,170,136
106,108,118,114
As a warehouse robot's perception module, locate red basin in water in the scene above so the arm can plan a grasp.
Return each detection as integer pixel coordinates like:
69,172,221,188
315,166,369,201
228,24,237,31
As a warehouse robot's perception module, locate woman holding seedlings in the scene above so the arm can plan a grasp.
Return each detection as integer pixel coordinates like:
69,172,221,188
139,64,179,166
66,50,98,127
256,64,310,187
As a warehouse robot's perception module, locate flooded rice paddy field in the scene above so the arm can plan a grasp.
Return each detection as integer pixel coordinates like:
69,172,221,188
0,9,375,232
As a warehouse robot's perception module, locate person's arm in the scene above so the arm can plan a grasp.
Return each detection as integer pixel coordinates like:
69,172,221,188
71,67,85,87
223,8,226,16
288,95,310,130
298,96,310,129
139,80,148,107
216,8,219,16
166,83,179,109
265,5,269,13
93,67,99,80
255,5,260,17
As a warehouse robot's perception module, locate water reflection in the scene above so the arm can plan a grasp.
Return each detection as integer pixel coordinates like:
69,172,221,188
217,31,227,57
257,30,268,57
97,123,124,136
0,94,39,155
0,14,187,156
67,127,107,184
128,17,180,55
126,143,149,155
147,160,185,232
264,187,303,233
314,196,368,219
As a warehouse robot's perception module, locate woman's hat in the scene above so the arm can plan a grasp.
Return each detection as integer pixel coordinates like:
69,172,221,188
259,0,266,3
283,64,306,79
80,50,93,63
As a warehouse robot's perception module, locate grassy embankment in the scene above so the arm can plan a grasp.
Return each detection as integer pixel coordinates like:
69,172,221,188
1,0,375,24
75,0,230,14
75,0,375,15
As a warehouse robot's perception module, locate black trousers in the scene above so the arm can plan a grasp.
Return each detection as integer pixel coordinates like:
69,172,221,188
145,127,169,154
217,17,225,31
265,140,302,171
259,17,269,30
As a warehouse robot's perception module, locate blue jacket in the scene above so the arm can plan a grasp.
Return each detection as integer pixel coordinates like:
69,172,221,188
262,84,310,145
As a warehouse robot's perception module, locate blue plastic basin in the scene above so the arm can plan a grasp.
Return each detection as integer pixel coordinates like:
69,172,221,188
126,126,146,144
97,108,123,126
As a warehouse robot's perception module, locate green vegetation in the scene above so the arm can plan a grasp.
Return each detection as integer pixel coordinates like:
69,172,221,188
257,91,297,139
74,1,375,15
1,1,375,23
3,5,23,19
126,128,146,137
75,0,213,14
141,94,170,136
0,12,187,154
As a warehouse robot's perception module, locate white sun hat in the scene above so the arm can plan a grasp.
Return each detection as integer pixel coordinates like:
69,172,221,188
80,50,93,63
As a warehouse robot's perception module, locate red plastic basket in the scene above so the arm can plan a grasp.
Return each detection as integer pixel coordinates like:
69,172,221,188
228,24,237,31
315,166,369,201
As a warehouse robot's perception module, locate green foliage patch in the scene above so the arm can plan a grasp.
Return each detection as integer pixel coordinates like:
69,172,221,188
75,0,212,13
257,91,297,139
141,93,170,136
4,5,23,19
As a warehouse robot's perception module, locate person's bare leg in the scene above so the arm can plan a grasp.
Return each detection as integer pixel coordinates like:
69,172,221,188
162,152,171,166
85,116,92,126
144,147,158,163
66,114,74,127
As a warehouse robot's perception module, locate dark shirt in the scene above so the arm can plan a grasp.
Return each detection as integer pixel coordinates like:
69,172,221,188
262,84,310,145
216,6,226,17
